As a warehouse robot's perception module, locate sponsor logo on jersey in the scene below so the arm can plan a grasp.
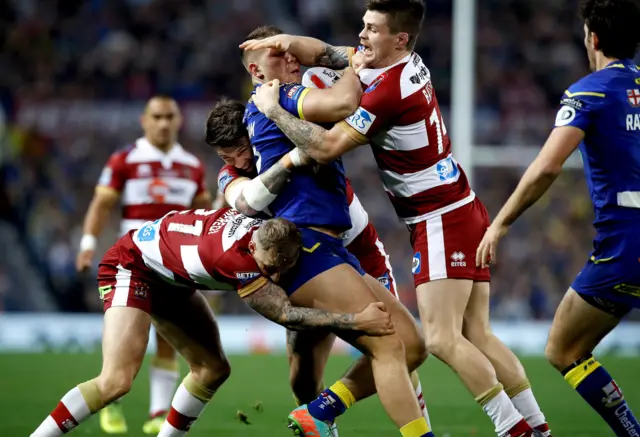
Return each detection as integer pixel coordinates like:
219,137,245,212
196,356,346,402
208,209,235,234
560,97,584,110
138,222,157,241
247,121,256,139
555,105,576,126
98,167,113,186
236,271,261,284
436,156,459,182
286,85,304,100
409,64,429,85
218,171,234,193
627,89,640,107
450,251,467,267
412,252,421,274
365,73,388,93
377,273,390,290
345,107,377,135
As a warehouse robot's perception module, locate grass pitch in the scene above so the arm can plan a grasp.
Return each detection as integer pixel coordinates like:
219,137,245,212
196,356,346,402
1,353,637,436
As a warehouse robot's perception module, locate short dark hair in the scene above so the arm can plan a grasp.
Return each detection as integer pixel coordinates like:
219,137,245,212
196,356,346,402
204,98,247,148
581,0,640,59
365,0,425,50
240,25,284,61
256,218,301,268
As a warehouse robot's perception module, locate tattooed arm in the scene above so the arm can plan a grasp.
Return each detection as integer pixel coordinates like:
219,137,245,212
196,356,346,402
225,156,294,216
265,104,363,164
243,281,394,335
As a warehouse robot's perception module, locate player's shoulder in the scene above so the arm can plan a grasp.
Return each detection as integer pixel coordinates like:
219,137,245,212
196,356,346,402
564,70,612,102
217,164,246,192
108,143,136,161
170,145,203,168
361,53,428,101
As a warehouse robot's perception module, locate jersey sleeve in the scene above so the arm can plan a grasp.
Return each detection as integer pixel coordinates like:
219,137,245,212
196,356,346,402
338,74,396,144
216,247,267,298
554,79,608,131
97,150,128,192
217,164,244,194
279,83,312,120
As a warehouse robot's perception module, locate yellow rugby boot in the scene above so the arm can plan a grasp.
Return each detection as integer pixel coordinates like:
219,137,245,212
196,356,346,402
99,403,127,434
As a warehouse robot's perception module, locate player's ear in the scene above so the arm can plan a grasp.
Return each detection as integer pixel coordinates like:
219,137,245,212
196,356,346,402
396,32,409,49
248,239,256,255
591,32,599,52
248,62,264,81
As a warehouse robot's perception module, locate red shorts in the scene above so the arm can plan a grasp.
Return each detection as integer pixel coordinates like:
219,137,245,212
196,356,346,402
346,223,397,298
97,234,194,314
409,197,491,287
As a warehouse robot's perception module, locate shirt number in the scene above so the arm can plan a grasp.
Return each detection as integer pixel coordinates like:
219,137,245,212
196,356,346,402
428,107,447,155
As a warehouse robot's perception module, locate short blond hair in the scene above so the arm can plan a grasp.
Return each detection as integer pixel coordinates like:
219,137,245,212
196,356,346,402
255,218,301,268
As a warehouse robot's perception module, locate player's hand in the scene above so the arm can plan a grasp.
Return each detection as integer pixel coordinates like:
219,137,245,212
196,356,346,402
76,250,95,272
240,35,293,53
253,79,281,116
351,51,367,75
354,302,395,336
475,223,509,269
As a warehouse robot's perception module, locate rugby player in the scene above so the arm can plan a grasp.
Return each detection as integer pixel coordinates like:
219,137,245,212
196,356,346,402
75,95,212,434
31,208,395,437
477,1,640,435
205,98,431,434
238,24,432,437
243,1,550,436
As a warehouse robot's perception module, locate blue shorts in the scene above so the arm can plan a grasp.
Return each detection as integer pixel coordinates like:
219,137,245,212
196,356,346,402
280,228,365,295
572,227,640,315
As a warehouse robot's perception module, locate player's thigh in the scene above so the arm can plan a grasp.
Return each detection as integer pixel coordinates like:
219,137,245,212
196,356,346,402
545,288,621,369
152,289,229,383
416,278,473,337
289,264,404,358
101,306,152,390
155,329,177,359
362,273,425,366
461,281,493,344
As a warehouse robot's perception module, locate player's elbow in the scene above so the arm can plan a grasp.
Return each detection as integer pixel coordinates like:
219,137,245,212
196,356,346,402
312,135,343,165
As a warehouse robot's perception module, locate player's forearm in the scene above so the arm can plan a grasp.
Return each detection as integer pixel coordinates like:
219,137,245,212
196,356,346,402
82,198,112,238
286,37,351,70
243,283,357,331
494,161,560,227
234,158,292,215
327,70,362,118
265,105,338,164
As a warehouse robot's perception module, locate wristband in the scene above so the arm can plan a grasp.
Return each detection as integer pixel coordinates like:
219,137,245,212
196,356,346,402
288,148,303,167
80,234,97,252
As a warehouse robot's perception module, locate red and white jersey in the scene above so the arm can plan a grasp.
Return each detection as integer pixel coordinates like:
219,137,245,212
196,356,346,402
337,53,475,224
131,207,267,297
98,137,207,235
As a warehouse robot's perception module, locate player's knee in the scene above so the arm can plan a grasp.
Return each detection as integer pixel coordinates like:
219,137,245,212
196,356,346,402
190,357,231,391
366,333,406,361
544,340,574,371
463,322,491,349
403,330,428,371
424,326,460,361
96,370,134,402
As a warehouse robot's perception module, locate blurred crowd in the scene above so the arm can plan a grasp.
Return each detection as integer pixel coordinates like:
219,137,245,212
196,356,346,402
0,0,626,319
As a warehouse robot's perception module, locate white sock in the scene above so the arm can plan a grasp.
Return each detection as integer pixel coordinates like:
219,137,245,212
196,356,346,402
31,387,93,437
414,380,432,429
158,383,209,437
511,388,546,428
482,390,524,437
150,364,180,417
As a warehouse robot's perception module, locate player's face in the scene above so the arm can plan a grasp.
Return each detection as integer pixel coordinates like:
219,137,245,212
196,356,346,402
584,24,597,72
141,99,182,148
249,237,298,283
216,137,255,172
359,11,407,68
257,48,301,83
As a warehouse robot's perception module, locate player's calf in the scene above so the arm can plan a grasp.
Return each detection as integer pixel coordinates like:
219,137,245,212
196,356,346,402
148,332,180,421
546,289,639,437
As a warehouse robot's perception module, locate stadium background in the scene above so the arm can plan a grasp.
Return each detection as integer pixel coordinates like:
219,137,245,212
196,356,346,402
0,0,639,436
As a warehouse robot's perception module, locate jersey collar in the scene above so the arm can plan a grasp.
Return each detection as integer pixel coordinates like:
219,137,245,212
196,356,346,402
135,137,184,168
359,53,414,85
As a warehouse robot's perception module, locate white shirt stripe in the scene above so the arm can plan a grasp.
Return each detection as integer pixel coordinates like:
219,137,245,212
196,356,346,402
381,154,461,198
426,217,447,281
